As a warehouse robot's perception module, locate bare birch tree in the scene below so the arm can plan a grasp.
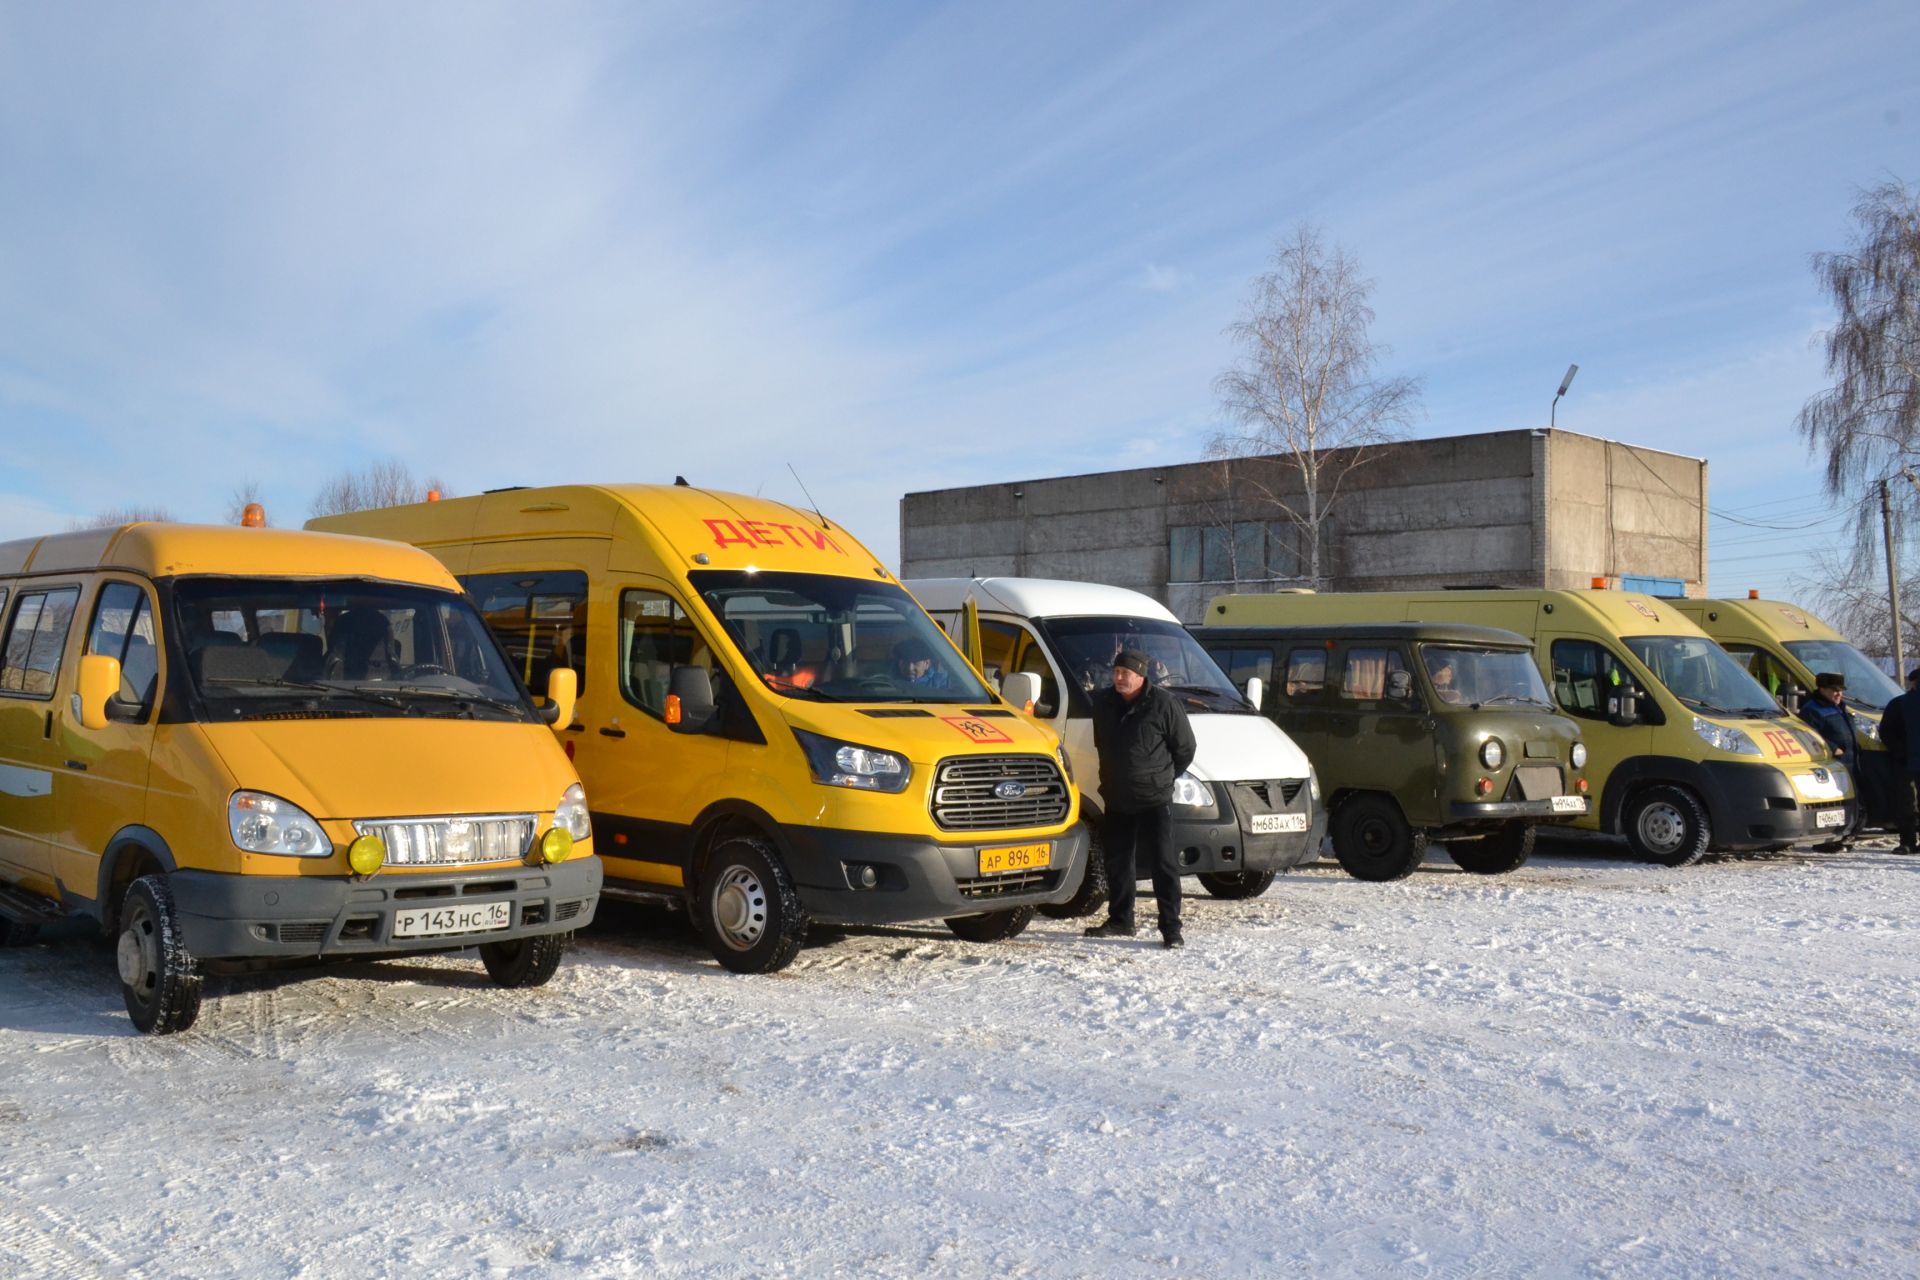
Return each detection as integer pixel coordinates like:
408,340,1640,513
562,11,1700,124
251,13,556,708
225,479,268,526
309,460,454,517
1209,225,1421,586
70,505,174,530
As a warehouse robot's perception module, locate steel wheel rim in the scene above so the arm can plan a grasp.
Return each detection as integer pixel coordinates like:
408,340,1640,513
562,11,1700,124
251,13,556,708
1359,819,1394,857
712,866,769,951
117,902,156,997
1638,802,1687,855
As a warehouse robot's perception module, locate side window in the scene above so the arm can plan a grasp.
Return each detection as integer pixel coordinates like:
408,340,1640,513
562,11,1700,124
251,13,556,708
85,582,160,714
1551,639,1628,720
1283,647,1326,700
977,620,1021,684
1339,646,1410,702
1206,646,1276,709
461,571,590,694
1722,644,1792,696
1012,632,1062,717
0,586,81,698
619,589,707,717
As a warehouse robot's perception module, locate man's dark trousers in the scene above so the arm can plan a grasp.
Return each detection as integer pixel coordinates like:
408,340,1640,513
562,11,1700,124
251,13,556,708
1103,805,1180,936
1897,770,1920,849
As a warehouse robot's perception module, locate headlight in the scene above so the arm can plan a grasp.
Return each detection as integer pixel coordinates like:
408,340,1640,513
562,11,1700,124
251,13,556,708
556,782,592,840
1171,772,1213,809
1692,717,1763,757
1056,744,1074,783
1309,772,1321,801
794,729,912,793
1480,738,1505,769
1571,742,1588,770
229,791,332,857
1850,710,1880,742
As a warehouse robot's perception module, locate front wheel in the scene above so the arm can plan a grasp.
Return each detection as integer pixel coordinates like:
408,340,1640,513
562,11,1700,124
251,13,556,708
117,875,203,1035
1447,824,1536,875
1196,869,1276,899
480,933,570,987
1039,832,1107,919
944,907,1034,943
1331,795,1427,882
698,834,808,974
1623,785,1712,867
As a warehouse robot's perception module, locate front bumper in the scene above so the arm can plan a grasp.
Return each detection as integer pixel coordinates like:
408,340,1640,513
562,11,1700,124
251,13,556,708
780,823,1092,925
1449,796,1589,821
168,858,603,961
1157,780,1321,878
1701,761,1851,850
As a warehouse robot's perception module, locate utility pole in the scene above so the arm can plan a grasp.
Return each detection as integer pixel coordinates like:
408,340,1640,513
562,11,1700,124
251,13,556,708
1885,477,1905,679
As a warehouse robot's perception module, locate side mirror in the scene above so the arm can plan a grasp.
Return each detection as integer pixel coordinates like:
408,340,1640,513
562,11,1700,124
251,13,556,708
1386,670,1414,702
540,667,577,730
1607,684,1641,727
1244,676,1264,710
666,665,717,734
74,654,121,731
1001,672,1041,713
1780,683,1806,714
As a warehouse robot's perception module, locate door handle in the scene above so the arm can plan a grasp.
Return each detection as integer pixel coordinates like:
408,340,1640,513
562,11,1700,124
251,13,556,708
564,724,586,733
65,760,88,772
599,727,626,739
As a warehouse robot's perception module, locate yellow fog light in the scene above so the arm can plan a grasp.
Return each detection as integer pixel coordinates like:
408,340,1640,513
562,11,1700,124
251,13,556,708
539,827,574,865
347,834,387,877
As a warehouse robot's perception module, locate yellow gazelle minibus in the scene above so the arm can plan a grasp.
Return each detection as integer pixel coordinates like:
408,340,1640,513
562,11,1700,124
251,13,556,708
314,483,1089,973
0,522,599,1033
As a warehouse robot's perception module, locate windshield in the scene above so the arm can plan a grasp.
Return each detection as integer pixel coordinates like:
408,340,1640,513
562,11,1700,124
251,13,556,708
1625,635,1781,719
688,571,992,704
172,577,536,723
1420,645,1554,709
1038,616,1249,713
1783,640,1903,710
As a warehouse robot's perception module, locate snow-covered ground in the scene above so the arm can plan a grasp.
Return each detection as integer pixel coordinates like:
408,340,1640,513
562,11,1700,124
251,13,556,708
4,835,1918,1278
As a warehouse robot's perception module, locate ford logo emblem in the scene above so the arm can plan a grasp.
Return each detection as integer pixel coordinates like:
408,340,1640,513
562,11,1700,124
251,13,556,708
993,781,1027,799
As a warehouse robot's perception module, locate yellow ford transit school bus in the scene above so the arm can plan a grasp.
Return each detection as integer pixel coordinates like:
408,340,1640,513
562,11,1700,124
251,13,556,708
0,523,599,1034
313,484,1089,973
1209,588,1852,865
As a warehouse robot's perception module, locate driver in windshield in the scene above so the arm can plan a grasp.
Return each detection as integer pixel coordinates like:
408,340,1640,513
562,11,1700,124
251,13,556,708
328,610,398,681
1431,659,1466,705
892,637,952,691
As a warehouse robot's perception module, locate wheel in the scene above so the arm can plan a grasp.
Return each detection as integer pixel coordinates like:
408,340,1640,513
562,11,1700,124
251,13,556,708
1038,830,1107,919
1330,795,1427,882
480,932,570,987
0,918,40,947
697,834,808,974
944,906,1034,942
1623,785,1712,867
1447,824,1536,875
1196,869,1277,899
117,875,203,1035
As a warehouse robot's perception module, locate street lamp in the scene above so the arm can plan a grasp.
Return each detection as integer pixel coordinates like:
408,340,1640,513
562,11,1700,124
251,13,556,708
1551,364,1578,428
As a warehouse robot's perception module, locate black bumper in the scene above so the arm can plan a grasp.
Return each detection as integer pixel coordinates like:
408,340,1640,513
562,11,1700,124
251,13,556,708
1700,761,1850,850
1449,797,1590,821
1149,781,1321,878
168,858,603,960
780,823,1092,925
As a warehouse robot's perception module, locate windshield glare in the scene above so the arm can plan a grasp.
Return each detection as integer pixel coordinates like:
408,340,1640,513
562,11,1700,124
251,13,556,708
1625,635,1780,717
689,571,991,704
1420,645,1552,707
1040,617,1245,709
172,578,536,722
1783,640,1903,710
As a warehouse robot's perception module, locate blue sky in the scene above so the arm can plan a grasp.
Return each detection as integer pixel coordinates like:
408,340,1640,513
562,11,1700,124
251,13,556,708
2,2,1915,600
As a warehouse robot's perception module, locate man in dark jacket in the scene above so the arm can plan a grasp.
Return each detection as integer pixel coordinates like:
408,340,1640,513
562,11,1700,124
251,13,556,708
1083,649,1198,948
1875,668,1920,854
1798,672,1869,847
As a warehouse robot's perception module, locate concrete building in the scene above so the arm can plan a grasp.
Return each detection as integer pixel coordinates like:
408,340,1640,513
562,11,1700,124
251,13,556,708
899,428,1708,622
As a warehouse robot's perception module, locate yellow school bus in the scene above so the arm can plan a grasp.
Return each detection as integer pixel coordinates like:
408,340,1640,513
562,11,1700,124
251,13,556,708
0,522,598,1033
313,483,1088,973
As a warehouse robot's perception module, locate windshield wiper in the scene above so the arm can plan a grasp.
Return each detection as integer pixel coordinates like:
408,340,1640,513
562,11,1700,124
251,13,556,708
1676,694,1744,718
203,676,335,694
1163,683,1235,698
383,685,528,714
1478,693,1552,708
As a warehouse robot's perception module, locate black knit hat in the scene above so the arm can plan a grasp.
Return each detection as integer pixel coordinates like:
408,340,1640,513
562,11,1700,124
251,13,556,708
1114,649,1152,678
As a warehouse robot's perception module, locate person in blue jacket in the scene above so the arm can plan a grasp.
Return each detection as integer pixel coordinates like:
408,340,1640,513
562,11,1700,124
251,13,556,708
1872,668,1920,854
1799,672,1870,848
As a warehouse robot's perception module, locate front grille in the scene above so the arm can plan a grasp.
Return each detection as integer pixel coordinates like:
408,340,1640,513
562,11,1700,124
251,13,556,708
1510,766,1564,802
556,900,586,922
353,814,537,867
1280,780,1304,804
279,922,328,943
931,756,1071,831
956,870,1059,899
1236,780,1306,807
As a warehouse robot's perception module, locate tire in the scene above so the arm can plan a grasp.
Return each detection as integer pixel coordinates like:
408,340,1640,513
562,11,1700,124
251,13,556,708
944,906,1035,943
480,932,570,988
697,833,808,974
0,918,40,947
1446,824,1536,875
1038,830,1107,919
1331,795,1428,882
1623,785,1712,867
1196,869,1277,899
117,875,203,1035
